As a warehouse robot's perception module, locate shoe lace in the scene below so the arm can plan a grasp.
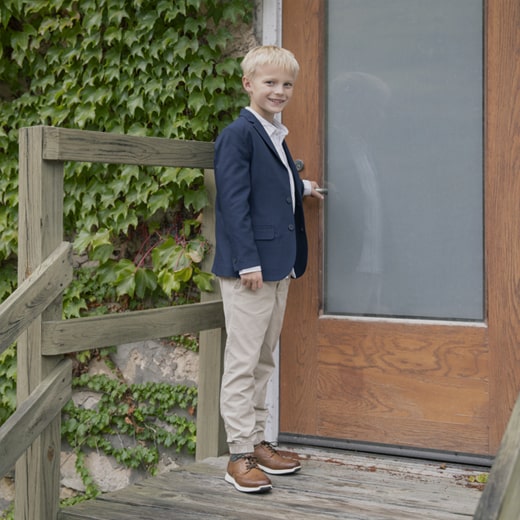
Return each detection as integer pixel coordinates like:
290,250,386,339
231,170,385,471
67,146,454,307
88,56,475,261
242,455,259,470
259,441,278,455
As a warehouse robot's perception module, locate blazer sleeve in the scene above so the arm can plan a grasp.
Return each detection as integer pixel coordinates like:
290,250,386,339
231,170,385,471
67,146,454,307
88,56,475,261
214,123,261,272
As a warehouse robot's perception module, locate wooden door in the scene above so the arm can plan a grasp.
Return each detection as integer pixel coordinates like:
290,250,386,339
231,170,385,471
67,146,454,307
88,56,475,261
280,0,520,457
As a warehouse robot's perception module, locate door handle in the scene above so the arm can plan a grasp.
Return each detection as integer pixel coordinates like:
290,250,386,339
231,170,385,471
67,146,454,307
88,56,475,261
295,159,328,194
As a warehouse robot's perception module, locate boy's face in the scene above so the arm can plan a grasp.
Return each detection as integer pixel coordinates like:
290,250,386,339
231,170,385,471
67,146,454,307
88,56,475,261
242,64,296,123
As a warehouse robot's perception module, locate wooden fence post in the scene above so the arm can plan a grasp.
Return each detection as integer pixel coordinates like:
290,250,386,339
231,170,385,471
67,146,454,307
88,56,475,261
473,391,520,519
196,169,227,461
15,126,64,520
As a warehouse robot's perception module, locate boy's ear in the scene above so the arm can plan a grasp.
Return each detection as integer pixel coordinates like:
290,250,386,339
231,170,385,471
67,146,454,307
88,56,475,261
242,76,252,93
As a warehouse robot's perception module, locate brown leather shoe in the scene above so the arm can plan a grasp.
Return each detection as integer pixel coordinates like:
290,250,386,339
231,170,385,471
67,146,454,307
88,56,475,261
225,455,272,493
254,441,302,475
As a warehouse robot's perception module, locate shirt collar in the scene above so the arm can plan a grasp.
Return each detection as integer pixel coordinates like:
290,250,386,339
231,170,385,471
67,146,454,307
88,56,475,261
246,107,289,140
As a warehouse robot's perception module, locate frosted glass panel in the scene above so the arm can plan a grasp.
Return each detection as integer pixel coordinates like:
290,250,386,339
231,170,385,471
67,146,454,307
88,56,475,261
325,0,483,320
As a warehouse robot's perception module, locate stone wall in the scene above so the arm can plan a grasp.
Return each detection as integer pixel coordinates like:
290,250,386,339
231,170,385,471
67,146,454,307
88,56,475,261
61,339,200,497
1,339,200,512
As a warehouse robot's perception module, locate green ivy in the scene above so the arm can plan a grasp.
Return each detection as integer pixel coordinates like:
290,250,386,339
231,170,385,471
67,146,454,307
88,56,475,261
0,0,254,507
0,0,251,306
60,371,198,502
0,345,16,425
0,0,252,419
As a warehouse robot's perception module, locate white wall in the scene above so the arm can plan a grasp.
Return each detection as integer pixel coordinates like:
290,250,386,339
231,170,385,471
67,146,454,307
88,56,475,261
258,0,283,443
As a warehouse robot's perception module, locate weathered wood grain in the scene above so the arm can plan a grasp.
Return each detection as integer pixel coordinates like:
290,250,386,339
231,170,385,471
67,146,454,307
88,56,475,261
41,126,214,168
485,0,520,452
0,359,71,477
474,391,520,519
41,300,224,355
16,125,65,520
0,242,72,356
305,319,490,454
196,168,228,461
12,125,223,517
58,448,483,520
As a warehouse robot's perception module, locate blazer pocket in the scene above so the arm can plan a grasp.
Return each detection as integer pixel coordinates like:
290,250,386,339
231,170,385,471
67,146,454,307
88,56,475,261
253,225,275,240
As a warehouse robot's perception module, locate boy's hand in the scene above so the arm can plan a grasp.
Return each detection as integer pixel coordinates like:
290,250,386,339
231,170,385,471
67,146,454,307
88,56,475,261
240,271,263,291
310,181,325,200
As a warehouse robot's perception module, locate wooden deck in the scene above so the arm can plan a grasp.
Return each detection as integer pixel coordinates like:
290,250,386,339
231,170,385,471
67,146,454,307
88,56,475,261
58,446,485,519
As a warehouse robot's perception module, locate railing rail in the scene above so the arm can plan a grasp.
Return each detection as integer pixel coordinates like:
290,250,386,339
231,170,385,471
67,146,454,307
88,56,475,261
0,126,226,520
0,242,72,355
0,360,72,478
41,300,225,355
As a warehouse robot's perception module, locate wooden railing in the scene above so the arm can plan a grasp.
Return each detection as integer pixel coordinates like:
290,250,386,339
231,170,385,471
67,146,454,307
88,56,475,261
473,391,520,519
0,126,227,520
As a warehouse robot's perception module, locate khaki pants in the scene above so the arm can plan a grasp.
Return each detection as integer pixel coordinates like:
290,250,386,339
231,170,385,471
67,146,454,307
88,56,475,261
219,277,291,454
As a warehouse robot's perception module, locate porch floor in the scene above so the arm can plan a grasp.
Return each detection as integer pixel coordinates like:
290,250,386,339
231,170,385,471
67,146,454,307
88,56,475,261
58,446,486,520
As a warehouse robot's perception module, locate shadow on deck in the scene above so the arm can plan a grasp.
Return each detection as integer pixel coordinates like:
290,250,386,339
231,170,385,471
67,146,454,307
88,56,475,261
58,446,484,520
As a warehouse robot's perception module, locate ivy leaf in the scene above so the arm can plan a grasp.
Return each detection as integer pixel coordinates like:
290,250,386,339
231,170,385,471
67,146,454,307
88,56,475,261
115,273,136,298
193,271,215,292
223,2,246,24
204,75,226,94
83,11,103,33
175,36,192,60
74,228,111,253
189,60,212,78
157,269,181,296
188,90,206,115
185,238,205,263
121,165,141,181
115,211,138,235
113,258,136,282
160,168,180,184
216,58,240,76
183,185,208,211
91,243,115,263
177,168,203,186
104,26,122,45
185,16,202,34
127,94,144,117
151,237,176,269
10,30,30,66
148,189,171,215
135,268,157,298
65,296,89,318
75,105,97,128
108,8,129,25
173,266,193,283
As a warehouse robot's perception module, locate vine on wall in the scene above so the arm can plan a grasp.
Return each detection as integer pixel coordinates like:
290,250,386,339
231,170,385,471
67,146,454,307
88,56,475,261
61,372,198,502
0,0,254,509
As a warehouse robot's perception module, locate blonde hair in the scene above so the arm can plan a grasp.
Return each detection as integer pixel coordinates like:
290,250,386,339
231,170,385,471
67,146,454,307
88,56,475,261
241,45,300,80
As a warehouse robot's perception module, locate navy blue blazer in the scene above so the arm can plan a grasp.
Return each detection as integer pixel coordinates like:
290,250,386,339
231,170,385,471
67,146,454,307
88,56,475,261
212,109,308,281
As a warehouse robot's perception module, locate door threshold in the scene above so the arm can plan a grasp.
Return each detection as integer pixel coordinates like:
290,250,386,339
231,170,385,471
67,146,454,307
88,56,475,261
278,433,493,468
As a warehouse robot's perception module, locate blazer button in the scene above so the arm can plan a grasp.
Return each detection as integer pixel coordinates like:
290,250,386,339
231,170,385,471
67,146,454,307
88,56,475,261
286,196,292,204
288,224,295,231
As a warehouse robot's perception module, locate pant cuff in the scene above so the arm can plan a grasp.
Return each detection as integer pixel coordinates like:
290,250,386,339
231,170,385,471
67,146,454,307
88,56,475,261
228,443,255,455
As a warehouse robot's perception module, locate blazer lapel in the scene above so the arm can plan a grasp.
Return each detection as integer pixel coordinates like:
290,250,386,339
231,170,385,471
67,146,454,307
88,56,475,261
240,109,284,164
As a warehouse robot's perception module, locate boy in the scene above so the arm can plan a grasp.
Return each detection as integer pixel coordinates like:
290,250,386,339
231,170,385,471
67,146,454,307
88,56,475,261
212,45,323,493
